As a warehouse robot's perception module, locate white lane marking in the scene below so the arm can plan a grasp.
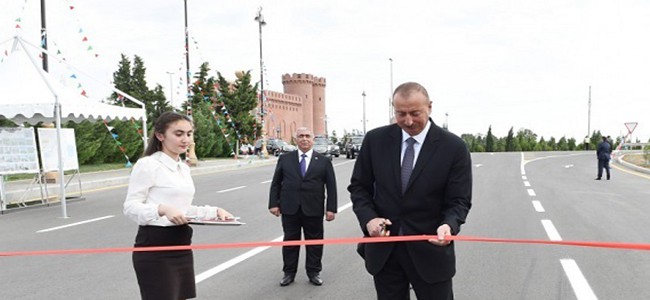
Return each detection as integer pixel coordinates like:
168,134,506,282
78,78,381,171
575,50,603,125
196,236,283,284
541,219,562,241
333,160,355,167
527,189,536,196
260,180,272,184
522,176,527,180
565,164,574,168
520,152,526,175
532,200,545,212
523,181,531,187
216,186,246,193
474,164,483,168
196,201,354,284
37,215,114,233
561,259,598,300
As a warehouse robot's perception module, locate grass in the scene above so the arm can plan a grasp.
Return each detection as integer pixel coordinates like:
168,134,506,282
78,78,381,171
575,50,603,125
622,154,650,168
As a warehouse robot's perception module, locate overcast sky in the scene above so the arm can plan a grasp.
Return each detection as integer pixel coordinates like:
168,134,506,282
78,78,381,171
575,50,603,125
2,0,649,142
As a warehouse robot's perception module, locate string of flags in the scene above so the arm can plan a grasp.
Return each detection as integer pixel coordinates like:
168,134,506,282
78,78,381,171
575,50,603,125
64,0,100,58
116,94,145,142
102,119,133,168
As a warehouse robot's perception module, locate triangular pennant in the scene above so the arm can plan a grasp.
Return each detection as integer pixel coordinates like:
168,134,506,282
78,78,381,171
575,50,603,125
106,126,114,131
116,141,122,146
82,36,88,42
125,161,133,168
69,6,74,10
15,24,21,29
87,45,93,51
70,74,77,79
137,129,143,135
15,18,21,22
112,133,118,139
81,90,87,97
119,146,126,152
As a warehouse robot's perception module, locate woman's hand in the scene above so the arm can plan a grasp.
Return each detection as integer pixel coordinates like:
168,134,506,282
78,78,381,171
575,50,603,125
217,207,235,220
158,204,188,225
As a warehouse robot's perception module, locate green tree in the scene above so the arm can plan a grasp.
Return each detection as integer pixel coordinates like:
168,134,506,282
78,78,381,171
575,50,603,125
485,126,495,152
517,128,538,151
505,127,516,152
215,70,260,146
189,62,225,157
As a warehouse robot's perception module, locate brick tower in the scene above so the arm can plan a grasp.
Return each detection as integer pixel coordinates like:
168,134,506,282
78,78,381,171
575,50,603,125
312,76,327,135
282,73,315,133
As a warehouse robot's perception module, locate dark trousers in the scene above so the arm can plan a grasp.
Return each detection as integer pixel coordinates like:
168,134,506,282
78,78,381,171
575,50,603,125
281,209,324,275
373,243,453,300
597,159,611,179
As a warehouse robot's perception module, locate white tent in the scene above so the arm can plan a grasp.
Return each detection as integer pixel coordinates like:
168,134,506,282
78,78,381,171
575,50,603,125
0,36,147,217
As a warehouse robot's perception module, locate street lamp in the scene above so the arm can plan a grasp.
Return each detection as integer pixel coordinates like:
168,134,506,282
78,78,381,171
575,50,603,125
166,71,175,109
362,91,366,135
255,7,268,157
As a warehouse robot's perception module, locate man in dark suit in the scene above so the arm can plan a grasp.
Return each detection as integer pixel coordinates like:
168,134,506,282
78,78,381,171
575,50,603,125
269,127,337,287
596,136,611,180
349,82,472,300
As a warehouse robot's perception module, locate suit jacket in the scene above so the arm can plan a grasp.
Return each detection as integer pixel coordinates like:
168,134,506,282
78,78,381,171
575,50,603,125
597,141,611,160
348,120,472,283
269,150,337,216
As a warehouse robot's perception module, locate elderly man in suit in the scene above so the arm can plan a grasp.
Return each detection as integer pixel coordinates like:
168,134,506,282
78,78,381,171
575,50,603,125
269,127,337,287
349,82,472,299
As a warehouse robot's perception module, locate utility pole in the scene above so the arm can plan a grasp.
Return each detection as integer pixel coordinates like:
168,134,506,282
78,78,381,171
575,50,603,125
389,58,393,124
586,85,591,150
40,0,48,72
255,7,268,157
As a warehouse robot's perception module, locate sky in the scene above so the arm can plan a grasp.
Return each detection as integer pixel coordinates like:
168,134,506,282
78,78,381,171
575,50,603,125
2,0,649,143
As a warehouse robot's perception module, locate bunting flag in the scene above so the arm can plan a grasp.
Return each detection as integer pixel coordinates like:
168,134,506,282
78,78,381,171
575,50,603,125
102,119,133,167
62,0,100,58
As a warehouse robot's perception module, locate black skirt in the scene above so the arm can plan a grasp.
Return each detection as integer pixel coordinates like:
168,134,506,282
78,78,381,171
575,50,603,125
132,225,195,300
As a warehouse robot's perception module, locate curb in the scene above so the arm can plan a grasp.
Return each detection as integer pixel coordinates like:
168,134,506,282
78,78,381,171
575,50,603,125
615,154,650,175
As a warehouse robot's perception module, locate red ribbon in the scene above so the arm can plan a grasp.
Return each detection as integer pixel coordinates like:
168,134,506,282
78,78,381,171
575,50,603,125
1,235,649,257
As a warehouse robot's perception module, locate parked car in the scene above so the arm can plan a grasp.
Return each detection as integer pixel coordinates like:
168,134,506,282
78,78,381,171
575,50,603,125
328,141,340,157
345,135,364,159
312,137,332,159
255,138,296,156
271,139,296,156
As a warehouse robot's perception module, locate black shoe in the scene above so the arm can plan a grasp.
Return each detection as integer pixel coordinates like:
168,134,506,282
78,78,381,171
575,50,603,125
594,178,601,180
308,273,323,286
280,273,295,286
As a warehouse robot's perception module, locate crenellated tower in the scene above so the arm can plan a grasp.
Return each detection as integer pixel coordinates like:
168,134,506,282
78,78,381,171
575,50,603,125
312,76,327,135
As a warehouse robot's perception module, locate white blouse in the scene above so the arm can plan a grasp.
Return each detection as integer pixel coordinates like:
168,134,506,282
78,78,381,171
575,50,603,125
123,151,218,226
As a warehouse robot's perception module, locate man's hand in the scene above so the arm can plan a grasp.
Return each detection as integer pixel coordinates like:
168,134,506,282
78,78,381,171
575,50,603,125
217,207,235,220
325,211,336,221
366,218,392,237
428,224,452,246
269,207,281,217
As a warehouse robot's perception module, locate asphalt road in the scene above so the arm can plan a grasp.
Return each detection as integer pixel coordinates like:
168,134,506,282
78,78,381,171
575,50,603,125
1,152,649,299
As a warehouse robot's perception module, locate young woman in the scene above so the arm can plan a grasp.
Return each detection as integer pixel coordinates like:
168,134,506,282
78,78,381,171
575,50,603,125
124,111,234,300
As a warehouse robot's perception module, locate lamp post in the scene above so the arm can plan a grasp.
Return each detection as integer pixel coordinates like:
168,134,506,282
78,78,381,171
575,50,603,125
255,7,268,157
183,0,198,165
166,71,175,109
389,58,393,124
444,112,449,130
362,91,367,135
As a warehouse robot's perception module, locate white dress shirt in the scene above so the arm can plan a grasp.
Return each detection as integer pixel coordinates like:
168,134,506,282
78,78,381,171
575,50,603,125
401,120,432,167
123,151,218,226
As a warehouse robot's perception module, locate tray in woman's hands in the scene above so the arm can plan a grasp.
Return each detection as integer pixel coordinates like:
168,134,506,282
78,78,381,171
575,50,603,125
188,217,245,226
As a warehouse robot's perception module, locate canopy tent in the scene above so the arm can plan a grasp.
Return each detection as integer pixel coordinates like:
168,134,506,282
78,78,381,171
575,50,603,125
0,36,147,217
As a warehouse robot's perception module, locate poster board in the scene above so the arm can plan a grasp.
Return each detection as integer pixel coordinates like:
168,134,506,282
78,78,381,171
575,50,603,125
0,127,40,175
37,128,80,172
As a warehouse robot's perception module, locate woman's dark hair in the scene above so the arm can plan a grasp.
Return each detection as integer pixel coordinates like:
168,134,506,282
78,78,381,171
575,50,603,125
143,111,192,156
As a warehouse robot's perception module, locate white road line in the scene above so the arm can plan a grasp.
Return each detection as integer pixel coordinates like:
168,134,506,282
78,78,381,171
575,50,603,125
541,219,562,241
523,181,531,187
216,186,246,193
195,201,354,284
195,236,283,284
520,152,526,175
522,176,527,180
37,215,114,233
260,180,272,184
527,189,536,196
531,200,545,212
561,259,598,300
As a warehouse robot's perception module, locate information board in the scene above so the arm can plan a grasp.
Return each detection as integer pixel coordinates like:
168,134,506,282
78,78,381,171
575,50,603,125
37,128,80,172
0,127,40,175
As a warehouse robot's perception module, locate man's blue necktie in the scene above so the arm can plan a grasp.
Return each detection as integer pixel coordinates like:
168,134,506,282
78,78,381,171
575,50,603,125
300,153,307,177
401,138,416,194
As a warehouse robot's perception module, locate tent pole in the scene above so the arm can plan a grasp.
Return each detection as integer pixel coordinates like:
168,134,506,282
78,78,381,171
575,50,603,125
55,98,68,218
